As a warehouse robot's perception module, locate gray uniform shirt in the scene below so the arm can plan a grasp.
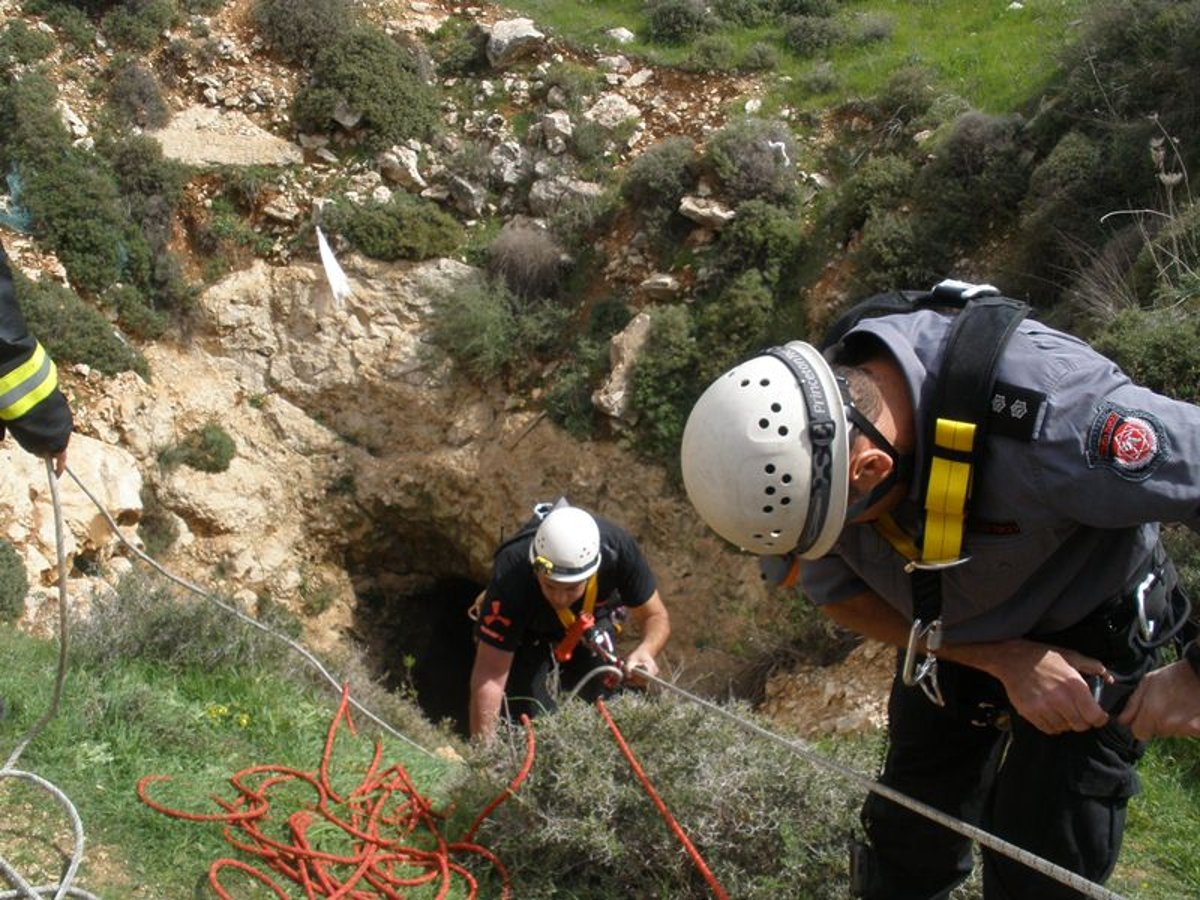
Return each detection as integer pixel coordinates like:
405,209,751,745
802,310,1200,643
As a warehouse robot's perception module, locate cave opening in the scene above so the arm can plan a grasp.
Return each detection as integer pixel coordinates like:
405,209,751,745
346,521,484,738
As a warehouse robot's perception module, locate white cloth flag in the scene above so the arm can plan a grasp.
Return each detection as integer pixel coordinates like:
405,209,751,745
316,225,352,308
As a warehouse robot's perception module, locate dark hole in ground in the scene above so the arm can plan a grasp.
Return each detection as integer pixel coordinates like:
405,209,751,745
352,575,481,738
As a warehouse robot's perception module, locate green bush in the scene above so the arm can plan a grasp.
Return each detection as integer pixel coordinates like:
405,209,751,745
629,304,699,463
694,268,775,383
291,26,439,149
429,278,573,382
13,270,149,379
851,10,895,44
716,199,805,288
778,0,839,14
431,18,488,76
137,482,179,558
706,117,800,204
685,34,737,72
852,210,941,294
105,284,168,340
321,194,462,262
0,20,57,71
540,62,601,111
160,422,236,473
873,64,938,126
621,136,698,211
1091,304,1200,403
0,540,28,624
107,61,170,129
101,0,179,50
645,0,712,45
545,336,609,438
0,72,72,171
836,153,916,233
251,0,356,64
487,221,565,299
713,0,773,28
740,41,780,73
783,14,844,57
31,3,96,51
450,694,862,898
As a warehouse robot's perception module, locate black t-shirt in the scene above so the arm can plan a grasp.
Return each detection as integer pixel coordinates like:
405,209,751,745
474,515,657,652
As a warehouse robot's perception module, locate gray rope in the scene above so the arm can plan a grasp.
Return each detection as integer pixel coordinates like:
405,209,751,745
62,465,440,761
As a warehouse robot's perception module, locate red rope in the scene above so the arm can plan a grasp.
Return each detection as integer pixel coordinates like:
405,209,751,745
594,698,729,900
137,685,535,898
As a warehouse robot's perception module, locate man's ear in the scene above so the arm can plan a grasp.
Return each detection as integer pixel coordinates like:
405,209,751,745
849,446,895,492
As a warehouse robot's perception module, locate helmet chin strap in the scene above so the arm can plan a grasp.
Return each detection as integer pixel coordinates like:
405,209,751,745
842,405,912,523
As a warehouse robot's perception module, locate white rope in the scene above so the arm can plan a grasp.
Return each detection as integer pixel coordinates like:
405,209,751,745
63,465,440,761
637,669,1131,900
0,459,95,900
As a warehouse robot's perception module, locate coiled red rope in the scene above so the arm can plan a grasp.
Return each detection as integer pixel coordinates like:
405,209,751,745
137,686,535,899
594,699,729,900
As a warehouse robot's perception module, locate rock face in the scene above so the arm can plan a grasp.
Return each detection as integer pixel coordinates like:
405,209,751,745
34,253,772,694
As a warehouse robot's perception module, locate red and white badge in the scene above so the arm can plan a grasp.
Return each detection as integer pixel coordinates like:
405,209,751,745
1087,403,1165,481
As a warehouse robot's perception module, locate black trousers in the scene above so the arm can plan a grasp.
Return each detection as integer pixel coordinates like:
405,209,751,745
860,653,1147,900
501,621,620,723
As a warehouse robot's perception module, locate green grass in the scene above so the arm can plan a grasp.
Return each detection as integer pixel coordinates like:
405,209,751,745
497,0,1090,113
0,589,467,899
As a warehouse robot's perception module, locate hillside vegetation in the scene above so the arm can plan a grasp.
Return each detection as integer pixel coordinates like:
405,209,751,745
1,0,1199,897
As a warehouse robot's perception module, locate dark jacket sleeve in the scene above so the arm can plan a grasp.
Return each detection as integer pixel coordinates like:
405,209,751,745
0,242,73,456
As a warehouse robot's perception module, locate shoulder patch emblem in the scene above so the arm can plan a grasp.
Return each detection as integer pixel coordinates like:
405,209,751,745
1086,403,1165,481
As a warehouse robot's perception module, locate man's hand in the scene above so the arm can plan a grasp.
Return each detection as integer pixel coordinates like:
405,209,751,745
985,640,1110,735
623,647,659,685
50,448,67,477
1117,660,1200,740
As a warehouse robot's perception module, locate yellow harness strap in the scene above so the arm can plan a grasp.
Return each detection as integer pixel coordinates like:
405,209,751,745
874,415,975,568
554,574,598,630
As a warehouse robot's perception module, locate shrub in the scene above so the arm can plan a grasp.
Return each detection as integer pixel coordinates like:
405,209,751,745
717,198,805,288
291,26,440,148
544,337,607,438
629,304,699,463
1091,305,1200,403
621,136,698,210
712,0,773,28
13,270,149,378
852,11,895,44
105,284,169,339
160,422,236,473
569,118,610,163
645,0,712,45
320,194,462,261
836,153,916,233
431,18,488,76
706,117,800,204
251,0,356,64
740,41,780,73
851,211,942,294
783,14,844,57
778,0,839,14
428,278,573,382
107,62,170,129
0,540,28,624
873,64,938,125
101,0,179,50
685,34,737,72
36,4,95,51
449,694,861,898
0,20,57,71
800,60,839,93
72,574,291,674
137,482,179,558
0,72,72,171
540,62,600,110
487,220,565,299
694,269,775,382
102,133,188,256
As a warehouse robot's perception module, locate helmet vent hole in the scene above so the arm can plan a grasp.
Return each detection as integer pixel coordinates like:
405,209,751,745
739,378,750,387
764,486,776,496
764,463,776,474
759,378,770,387
770,529,782,538
777,426,789,436
770,402,782,412
762,505,774,513
758,418,770,430
781,473,792,484
780,497,791,506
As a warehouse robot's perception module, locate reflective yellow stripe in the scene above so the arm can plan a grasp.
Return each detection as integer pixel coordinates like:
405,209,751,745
0,343,58,421
553,574,598,629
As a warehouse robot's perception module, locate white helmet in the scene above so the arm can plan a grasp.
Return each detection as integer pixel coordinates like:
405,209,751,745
680,341,851,559
529,506,601,583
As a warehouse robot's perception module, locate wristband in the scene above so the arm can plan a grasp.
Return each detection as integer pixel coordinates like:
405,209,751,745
1184,639,1200,680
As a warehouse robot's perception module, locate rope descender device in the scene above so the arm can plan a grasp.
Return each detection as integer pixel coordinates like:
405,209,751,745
554,610,595,662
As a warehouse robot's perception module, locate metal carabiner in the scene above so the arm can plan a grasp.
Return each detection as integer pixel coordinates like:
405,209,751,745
902,618,945,707
1134,571,1160,644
